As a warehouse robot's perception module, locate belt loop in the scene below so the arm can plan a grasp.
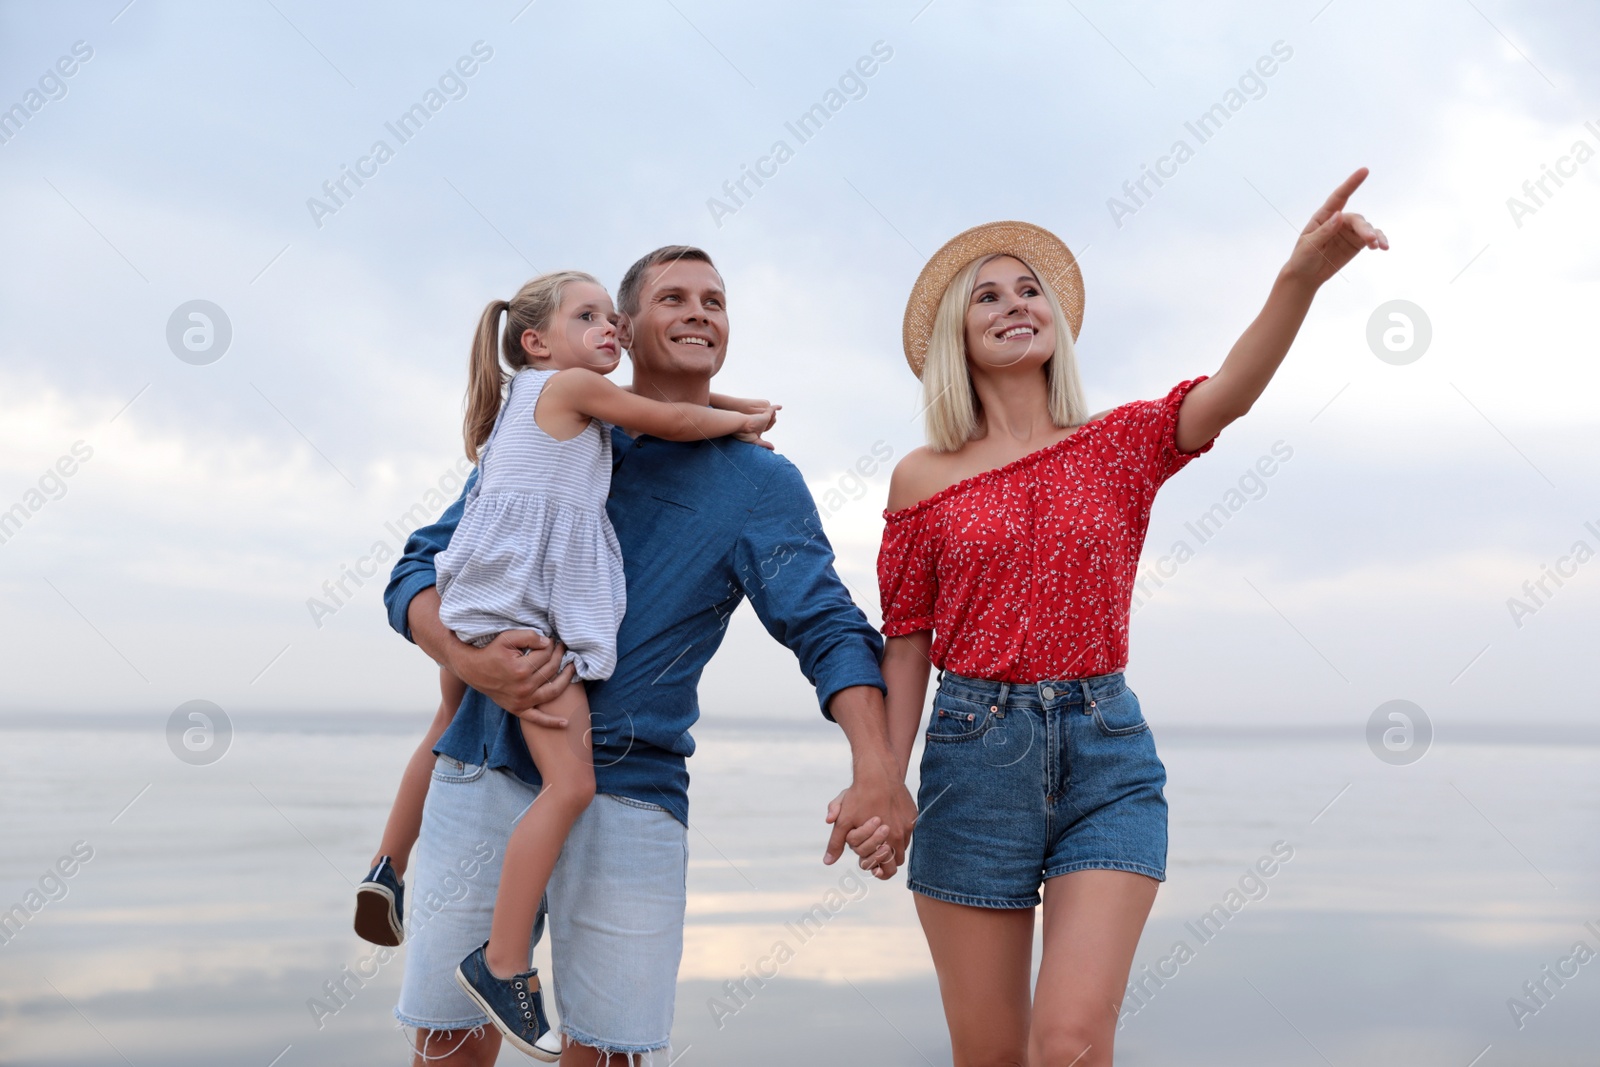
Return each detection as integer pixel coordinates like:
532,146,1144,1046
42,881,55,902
1081,677,1097,715
993,681,1010,718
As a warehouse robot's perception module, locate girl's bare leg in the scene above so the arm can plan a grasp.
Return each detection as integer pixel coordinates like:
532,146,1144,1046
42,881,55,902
485,680,595,978
373,667,468,878
1027,870,1159,1066
914,892,1035,1065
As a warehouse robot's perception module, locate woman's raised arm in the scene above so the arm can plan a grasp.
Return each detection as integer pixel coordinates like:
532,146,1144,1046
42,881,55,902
1176,167,1388,452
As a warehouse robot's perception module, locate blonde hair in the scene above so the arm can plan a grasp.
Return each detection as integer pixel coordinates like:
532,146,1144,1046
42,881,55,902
921,253,1087,453
463,270,599,462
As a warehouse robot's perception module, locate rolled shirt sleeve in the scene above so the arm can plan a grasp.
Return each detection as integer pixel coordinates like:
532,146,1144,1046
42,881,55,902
733,460,886,721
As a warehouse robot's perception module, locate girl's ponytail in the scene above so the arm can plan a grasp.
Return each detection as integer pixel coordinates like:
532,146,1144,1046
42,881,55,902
460,270,602,463
463,299,511,463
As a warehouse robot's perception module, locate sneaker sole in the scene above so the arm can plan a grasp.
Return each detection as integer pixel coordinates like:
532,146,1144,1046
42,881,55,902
353,884,403,947
454,965,559,1063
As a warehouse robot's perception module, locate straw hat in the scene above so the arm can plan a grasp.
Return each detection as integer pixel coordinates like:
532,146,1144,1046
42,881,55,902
901,221,1085,378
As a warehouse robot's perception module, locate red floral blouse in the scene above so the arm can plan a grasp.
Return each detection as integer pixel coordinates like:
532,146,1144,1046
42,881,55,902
877,377,1214,682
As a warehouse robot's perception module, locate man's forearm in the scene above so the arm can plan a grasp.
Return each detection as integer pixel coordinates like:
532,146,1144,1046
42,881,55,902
825,682,918,875
406,586,460,673
828,685,898,780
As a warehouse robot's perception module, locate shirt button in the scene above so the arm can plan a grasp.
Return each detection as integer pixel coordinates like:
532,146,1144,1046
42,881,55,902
1042,685,1056,700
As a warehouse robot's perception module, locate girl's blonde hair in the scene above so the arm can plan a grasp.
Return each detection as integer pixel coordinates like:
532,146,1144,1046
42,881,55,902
463,270,600,462
922,253,1088,453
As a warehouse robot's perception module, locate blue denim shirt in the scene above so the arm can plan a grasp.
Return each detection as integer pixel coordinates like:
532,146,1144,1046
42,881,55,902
383,427,886,825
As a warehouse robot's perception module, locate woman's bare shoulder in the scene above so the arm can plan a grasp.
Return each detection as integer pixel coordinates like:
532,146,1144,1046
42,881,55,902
888,446,959,512
889,410,1117,513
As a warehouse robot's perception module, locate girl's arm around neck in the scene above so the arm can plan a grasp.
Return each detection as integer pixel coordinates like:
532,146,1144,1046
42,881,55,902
536,367,771,442
708,391,771,415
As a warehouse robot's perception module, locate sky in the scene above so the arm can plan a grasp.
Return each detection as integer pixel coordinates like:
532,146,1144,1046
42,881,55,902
1,0,1597,731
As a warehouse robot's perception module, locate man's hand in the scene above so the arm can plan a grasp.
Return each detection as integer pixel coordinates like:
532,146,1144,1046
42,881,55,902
824,796,893,878
408,588,575,725
823,768,917,880
446,630,575,726
465,631,574,725
824,686,917,880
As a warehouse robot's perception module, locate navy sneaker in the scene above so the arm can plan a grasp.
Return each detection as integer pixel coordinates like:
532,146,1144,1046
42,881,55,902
353,856,404,947
455,942,557,1061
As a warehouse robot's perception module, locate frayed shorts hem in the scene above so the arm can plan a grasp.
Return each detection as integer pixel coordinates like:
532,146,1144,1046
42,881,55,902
560,1022,671,1057
394,1009,488,1032
907,881,1040,910
1042,859,1166,883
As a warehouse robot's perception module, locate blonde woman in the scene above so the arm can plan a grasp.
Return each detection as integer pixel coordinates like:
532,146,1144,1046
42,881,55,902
877,170,1386,1064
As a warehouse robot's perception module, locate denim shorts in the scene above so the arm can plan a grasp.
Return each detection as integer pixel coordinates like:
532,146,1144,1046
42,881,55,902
907,671,1168,909
395,755,687,1057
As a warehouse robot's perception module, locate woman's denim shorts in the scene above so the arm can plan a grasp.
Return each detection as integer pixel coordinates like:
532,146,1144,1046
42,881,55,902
907,670,1168,909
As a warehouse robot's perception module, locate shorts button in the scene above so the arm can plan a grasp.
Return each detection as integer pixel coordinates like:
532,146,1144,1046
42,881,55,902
1041,685,1056,700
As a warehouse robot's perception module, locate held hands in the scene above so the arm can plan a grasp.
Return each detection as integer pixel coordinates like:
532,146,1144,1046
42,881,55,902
1282,167,1389,288
447,630,576,728
823,771,918,880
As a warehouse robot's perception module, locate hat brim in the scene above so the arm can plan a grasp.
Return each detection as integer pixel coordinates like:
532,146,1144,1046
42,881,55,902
901,221,1084,378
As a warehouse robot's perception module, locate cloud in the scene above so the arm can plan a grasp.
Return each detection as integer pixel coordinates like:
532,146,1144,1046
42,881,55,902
0,1,1594,720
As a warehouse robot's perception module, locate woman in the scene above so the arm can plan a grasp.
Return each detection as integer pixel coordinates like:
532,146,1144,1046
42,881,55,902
878,170,1387,1065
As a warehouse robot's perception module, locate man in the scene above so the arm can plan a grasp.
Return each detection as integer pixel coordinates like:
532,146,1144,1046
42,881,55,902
383,246,917,1065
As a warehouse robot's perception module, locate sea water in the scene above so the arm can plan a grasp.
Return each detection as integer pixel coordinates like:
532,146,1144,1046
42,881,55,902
0,713,1595,1065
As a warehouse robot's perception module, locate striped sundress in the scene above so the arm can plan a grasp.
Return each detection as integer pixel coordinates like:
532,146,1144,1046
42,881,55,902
435,367,627,681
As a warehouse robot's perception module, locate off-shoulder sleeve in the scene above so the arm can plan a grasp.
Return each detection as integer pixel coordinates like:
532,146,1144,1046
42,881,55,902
1114,376,1216,485
877,505,938,636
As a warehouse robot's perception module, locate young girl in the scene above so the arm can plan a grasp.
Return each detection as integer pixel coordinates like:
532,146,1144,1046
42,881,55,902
879,172,1385,1065
354,269,775,1059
